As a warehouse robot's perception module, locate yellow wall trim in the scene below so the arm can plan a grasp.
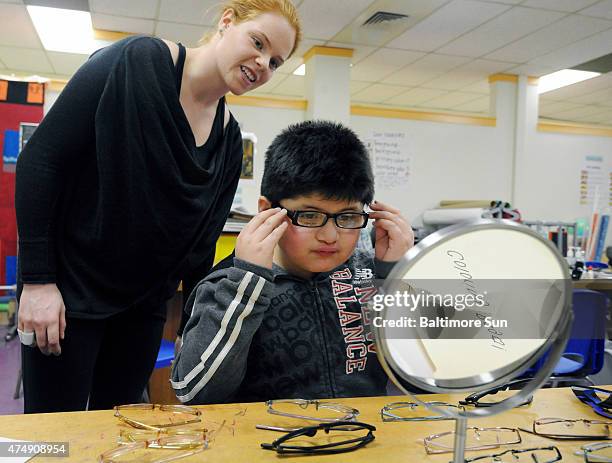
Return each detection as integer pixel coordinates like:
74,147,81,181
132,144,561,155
48,79,67,92
93,29,133,41
351,105,496,127
488,74,518,84
538,120,612,137
488,74,539,86
226,94,307,110
303,46,353,62
527,76,539,86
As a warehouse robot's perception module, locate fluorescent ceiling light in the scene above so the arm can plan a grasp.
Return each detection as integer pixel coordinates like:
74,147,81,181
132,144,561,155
27,5,96,54
293,63,305,76
537,69,600,94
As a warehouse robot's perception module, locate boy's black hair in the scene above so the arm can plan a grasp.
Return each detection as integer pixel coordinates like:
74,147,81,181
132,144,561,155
261,120,374,204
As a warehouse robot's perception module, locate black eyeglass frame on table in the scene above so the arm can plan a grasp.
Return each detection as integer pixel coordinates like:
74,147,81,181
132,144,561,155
459,378,537,408
260,421,376,455
270,202,370,229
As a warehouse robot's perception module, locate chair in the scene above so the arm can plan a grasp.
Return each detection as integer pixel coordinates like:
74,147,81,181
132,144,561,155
143,339,176,402
522,289,607,386
155,339,176,369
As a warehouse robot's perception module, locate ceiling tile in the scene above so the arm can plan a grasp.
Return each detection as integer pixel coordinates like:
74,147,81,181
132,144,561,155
452,95,490,112
460,79,490,93
382,53,470,86
425,58,514,90
477,0,522,4
569,88,612,105
46,51,87,76
391,87,449,106
349,80,372,95
506,62,556,76
275,39,325,74
92,13,155,34
419,91,483,108
249,71,287,93
552,104,610,119
326,41,376,64
272,74,304,96
0,46,52,72
485,15,612,63
154,21,210,46
581,0,612,19
352,83,410,103
89,0,158,19
277,56,302,74
0,4,40,48
297,0,373,40
158,0,220,26
521,0,599,12
330,0,449,48
387,0,511,52
538,101,583,115
437,7,565,58
580,109,612,122
541,73,612,100
529,28,612,70
351,47,425,82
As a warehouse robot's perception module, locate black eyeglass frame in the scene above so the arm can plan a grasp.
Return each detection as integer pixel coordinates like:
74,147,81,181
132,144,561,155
260,421,376,455
271,202,369,229
459,378,537,408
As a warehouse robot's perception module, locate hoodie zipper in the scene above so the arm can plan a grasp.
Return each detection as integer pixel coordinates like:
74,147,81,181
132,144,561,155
310,280,336,397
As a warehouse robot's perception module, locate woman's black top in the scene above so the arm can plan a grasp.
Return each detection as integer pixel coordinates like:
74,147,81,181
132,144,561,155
15,36,243,318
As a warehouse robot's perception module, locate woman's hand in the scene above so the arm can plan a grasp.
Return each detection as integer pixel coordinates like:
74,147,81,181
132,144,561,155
235,208,288,269
369,200,414,262
18,283,66,355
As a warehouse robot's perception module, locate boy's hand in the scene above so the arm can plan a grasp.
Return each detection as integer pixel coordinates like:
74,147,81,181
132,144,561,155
235,208,288,269
369,200,414,262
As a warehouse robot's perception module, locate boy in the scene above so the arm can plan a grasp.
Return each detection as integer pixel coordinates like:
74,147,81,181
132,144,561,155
171,120,413,404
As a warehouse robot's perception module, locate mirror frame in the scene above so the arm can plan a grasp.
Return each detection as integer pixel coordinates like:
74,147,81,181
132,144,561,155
374,219,573,418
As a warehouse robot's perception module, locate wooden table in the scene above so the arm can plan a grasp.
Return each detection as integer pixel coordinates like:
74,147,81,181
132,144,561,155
0,386,606,462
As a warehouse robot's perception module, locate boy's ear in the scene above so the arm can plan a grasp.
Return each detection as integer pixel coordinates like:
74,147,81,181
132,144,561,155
258,196,272,212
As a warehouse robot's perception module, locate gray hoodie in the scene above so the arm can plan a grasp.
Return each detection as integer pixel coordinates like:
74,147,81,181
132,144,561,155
171,250,394,404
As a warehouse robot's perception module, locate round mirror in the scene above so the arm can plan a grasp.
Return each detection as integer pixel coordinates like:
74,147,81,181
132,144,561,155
374,219,573,419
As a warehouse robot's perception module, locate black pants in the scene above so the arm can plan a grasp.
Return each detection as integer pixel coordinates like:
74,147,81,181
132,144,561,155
21,304,165,413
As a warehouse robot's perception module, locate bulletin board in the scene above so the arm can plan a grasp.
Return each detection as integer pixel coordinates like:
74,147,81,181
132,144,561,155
0,80,44,283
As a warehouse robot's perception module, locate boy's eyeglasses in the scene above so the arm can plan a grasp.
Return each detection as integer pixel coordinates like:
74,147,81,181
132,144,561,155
260,421,376,455
271,202,369,229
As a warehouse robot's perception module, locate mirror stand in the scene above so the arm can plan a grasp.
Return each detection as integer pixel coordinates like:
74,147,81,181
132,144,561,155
452,416,468,463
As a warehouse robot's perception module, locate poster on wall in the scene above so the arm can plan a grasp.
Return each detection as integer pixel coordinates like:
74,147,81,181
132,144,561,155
241,132,256,180
19,122,38,151
364,131,411,190
579,154,611,207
